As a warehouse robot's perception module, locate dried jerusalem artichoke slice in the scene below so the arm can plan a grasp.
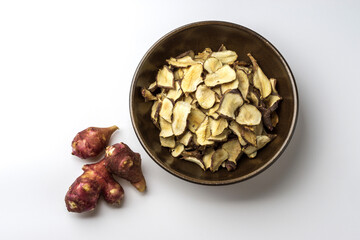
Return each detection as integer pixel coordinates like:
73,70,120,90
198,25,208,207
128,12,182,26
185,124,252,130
247,53,272,99
229,121,249,146
204,65,236,87
179,131,193,146
203,148,215,170
159,117,173,137
171,144,185,157
222,139,242,164
236,67,250,100
195,117,214,146
271,112,279,128
148,81,157,92
167,81,183,101
167,56,199,68
151,100,161,126
159,98,173,123
236,104,262,126
208,129,230,142
221,79,239,94
172,101,191,136
182,156,205,170
270,78,278,94
211,50,238,64
195,84,216,109
160,136,175,148
210,149,229,172
187,106,206,133
238,124,257,146
243,135,273,155
181,64,203,93
217,89,244,119
209,117,228,136
264,95,282,111
204,57,223,73
206,103,220,119
157,66,174,89
194,48,212,62
141,88,157,101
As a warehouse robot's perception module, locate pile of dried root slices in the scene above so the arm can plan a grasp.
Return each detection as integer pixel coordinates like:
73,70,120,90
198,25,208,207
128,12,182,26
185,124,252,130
141,45,282,172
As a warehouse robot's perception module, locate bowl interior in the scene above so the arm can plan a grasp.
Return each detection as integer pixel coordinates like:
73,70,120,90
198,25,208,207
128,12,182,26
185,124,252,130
130,22,297,185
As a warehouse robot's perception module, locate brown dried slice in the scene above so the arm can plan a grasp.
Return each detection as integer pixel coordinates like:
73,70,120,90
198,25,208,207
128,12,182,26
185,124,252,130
141,88,157,101
187,106,206,133
159,117,173,137
157,66,174,89
195,117,214,146
236,104,262,126
229,121,248,146
208,129,230,142
253,122,264,136
271,112,279,128
195,84,216,109
167,81,183,102
148,81,157,92
171,144,185,157
167,56,200,68
160,136,175,148
247,53,271,99
159,98,173,122
182,156,205,170
236,68,250,100
209,117,228,136
264,95,282,111
181,64,203,93
238,124,257,146
236,65,252,74
221,79,239,94
204,57,223,73
211,50,238,64
204,65,236,87
203,148,215,170
210,149,229,172
222,139,242,164
151,100,161,126
248,90,260,106
217,89,244,119
179,131,193,146
172,101,191,136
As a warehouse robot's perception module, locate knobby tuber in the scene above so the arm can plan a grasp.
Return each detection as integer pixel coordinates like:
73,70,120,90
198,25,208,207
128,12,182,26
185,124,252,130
71,125,119,159
104,143,146,192
65,159,124,213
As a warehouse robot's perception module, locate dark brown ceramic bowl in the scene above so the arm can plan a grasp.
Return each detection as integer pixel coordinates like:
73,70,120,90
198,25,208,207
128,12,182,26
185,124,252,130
130,21,298,185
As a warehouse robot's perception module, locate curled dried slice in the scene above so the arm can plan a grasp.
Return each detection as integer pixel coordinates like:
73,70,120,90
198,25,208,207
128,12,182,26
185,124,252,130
209,117,228,136
253,122,264,136
174,69,184,81
236,68,250,100
264,95,282,111
212,86,222,99
270,78,278,94
194,48,212,62
167,56,199,68
187,106,206,133
222,139,242,164
195,84,216,109
171,144,185,157
211,50,238,64
181,64,203,93
248,90,261,106
148,81,157,92
182,156,205,170
217,89,244,119
247,53,271,99
208,129,230,142
204,57,223,73
159,98,173,122
239,125,257,146
167,81,183,101
204,65,236,87
151,100,161,126
172,101,191,136
243,135,273,155
159,117,173,137
271,112,279,128
236,104,262,126
229,121,248,146
157,66,174,89
160,136,175,148
203,148,215,170
210,149,229,172
221,79,239,94
195,117,214,146
179,131,193,146
206,103,220,119
141,88,157,101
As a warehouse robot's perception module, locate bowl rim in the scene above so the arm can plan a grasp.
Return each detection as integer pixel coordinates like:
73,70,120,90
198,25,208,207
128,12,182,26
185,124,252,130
130,20,299,185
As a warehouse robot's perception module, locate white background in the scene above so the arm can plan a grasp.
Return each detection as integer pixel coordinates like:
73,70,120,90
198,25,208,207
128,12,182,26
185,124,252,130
1,0,359,239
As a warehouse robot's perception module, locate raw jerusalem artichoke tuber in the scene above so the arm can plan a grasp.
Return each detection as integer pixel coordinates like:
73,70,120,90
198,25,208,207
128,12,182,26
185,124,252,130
104,143,146,192
71,126,119,159
65,159,124,213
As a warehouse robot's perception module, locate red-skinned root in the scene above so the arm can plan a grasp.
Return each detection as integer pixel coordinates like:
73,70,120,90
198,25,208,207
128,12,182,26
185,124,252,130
71,126,119,159
104,143,146,192
65,159,124,213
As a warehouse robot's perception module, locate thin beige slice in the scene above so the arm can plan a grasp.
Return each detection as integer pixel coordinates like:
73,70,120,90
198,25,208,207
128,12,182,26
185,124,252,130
209,117,228,136
204,65,236,87
195,84,216,109
194,48,212,63
264,95,282,110
210,149,229,172
239,124,257,146
247,53,271,99
243,135,273,155
148,81,157,92
160,136,175,148
181,64,203,93
204,57,223,73
217,89,244,119
236,104,262,126
222,139,242,164
159,117,173,137
174,69,184,81
167,81,183,101
270,78,278,94
151,100,161,126
167,56,200,68
171,144,185,157
156,66,174,89
208,129,230,142
172,101,191,136
236,68,250,100
141,88,157,101
211,50,238,64
229,121,248,146
187,106,206,133
178,131,193,146
221,79,239,94
203,148,215,170
195,117,214,146
159,98,173,122
206,103,220,119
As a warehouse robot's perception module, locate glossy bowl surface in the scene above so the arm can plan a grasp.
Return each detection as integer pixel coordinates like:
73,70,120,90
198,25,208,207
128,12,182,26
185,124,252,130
130,21,298,185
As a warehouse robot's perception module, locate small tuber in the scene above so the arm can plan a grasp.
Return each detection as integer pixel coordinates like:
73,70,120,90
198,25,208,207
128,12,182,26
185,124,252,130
65,159,124,213
104,143,146,192
71,126,119,159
